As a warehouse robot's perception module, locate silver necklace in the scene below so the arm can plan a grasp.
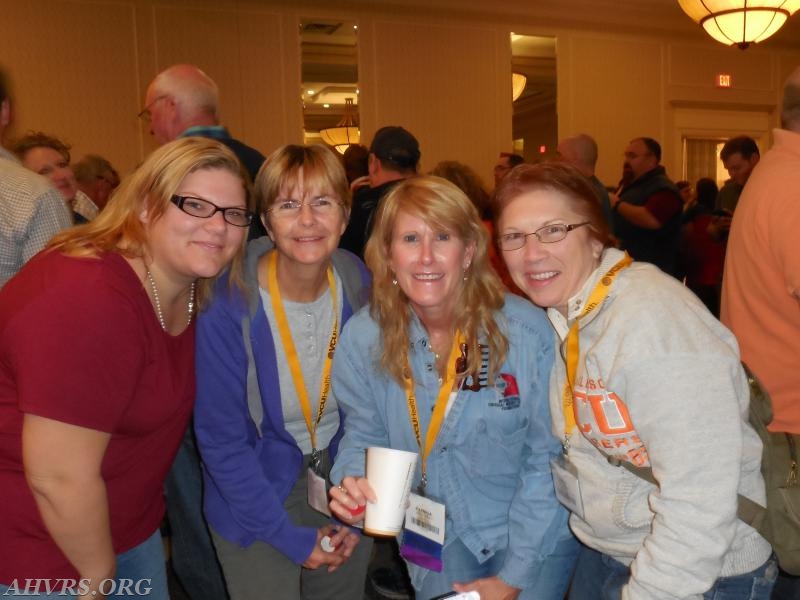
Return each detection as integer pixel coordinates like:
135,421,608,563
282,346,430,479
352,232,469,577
146,269,196,332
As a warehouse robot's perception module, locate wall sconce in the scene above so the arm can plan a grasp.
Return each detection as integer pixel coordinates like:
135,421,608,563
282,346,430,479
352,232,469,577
512,73,527,101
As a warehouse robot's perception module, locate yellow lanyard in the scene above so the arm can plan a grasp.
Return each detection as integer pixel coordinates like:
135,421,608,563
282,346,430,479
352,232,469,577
403,332,464,494
267,251,338,455
562,253,632,453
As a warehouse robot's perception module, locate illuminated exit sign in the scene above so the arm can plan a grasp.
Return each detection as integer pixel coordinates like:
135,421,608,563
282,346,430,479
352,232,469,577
716,73,733,88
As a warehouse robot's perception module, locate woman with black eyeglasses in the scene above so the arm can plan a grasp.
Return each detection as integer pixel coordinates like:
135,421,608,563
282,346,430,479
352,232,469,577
496,161,775,599
0,137,250,598
193,144,373,600
328,175,578,600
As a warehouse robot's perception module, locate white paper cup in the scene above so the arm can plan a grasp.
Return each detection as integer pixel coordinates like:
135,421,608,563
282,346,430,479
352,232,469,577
363,447,418,536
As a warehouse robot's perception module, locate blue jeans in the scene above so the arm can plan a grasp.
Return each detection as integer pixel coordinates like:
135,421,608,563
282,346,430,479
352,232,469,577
415,534,579,600
568,544,777,600
0,529,168,597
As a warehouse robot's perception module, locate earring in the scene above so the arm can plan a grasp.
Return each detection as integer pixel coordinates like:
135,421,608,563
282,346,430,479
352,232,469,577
392,278,398,286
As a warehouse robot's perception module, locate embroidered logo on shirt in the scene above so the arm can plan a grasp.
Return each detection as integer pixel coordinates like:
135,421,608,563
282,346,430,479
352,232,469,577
573,381,649,467
488,373,521,410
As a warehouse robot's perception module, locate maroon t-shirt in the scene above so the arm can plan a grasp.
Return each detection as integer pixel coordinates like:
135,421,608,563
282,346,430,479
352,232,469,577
0,251,194,583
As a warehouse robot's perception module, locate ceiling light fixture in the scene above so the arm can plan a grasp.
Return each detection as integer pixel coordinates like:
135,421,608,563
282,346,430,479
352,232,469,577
319,97,360,154
678,0,800,49
512,73,527,102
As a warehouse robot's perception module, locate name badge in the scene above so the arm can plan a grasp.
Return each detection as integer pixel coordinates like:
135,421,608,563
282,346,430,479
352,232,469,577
400,493,445,572
551,455,585,519
307,467,331,517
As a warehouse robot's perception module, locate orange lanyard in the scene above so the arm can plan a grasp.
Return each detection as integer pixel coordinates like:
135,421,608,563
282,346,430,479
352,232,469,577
403,332,464,494
267,251,338,456
562,253,632,453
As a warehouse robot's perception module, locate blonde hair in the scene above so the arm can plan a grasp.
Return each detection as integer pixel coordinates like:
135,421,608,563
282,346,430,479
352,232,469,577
47,137,250,306
255,144,351,219
365,175,508,385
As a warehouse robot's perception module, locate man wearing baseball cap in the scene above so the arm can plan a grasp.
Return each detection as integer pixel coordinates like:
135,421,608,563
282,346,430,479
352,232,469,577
339,126,420,258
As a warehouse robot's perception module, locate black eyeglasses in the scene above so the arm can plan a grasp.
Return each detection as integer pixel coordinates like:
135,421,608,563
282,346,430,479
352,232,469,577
170,195,253,227
499,222,591,251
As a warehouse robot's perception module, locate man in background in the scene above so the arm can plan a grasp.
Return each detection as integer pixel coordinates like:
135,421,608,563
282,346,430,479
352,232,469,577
0,66,71,288
142,63,266,239
339,126,420,258
717,135,760,213
721,68,800,599
557,133,612,225
492,151,524,189
73,154,119,213
141,63,251,600
610,137,683,277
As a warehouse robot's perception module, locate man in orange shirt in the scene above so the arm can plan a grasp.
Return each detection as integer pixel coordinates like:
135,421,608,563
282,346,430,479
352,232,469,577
721,66,800,598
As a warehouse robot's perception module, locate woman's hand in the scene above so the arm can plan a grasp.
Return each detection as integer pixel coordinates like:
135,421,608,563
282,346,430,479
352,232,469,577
452,576,521,600
329,475,375,525
302,525,360,572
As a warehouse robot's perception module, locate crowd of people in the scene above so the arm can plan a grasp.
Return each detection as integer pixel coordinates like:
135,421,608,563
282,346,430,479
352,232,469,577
1,57,799,600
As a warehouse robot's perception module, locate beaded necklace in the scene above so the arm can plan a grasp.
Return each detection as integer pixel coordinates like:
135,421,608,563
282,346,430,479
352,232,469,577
146,270,196,332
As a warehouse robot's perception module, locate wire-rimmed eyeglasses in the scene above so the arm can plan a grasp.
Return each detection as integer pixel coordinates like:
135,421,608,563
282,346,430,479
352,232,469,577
137,95,169,122
170,195,253,227
266,196,343,219
499,222,591,251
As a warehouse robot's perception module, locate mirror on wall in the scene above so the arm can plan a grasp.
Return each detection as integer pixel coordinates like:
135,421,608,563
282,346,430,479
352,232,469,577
300,18,359,152
511,34,557,162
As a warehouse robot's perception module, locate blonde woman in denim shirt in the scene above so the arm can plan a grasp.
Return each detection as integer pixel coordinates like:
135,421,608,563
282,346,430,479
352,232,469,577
329,176,578,600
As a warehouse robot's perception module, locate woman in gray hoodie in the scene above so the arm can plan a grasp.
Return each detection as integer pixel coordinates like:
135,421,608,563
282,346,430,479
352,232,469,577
495,161,775,600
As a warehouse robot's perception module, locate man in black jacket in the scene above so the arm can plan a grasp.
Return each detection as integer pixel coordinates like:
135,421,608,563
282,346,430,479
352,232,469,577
610,137,682,278
339,126,420,259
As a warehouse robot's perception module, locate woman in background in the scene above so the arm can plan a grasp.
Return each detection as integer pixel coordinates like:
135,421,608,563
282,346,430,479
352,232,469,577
12,132,100,222
681,177,729,316
431,160,523,296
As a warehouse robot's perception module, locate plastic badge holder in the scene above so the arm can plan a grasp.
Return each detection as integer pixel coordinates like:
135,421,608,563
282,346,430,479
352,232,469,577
429,592,480,600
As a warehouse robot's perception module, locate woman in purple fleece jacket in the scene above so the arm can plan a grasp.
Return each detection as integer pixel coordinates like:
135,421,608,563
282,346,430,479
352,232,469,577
193,144,372,600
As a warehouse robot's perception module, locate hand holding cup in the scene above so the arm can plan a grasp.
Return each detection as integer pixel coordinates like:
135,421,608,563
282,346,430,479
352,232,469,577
329,475,374,525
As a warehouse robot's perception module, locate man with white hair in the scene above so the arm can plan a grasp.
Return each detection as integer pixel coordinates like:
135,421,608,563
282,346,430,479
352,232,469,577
141,64,265,237
722,67,800,598
141,64,261,600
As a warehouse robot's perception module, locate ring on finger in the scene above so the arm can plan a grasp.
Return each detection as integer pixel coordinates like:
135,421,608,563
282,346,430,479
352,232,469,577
338,484,347,496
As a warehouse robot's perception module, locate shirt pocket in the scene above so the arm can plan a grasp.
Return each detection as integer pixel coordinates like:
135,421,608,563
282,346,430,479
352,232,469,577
467,417,530,478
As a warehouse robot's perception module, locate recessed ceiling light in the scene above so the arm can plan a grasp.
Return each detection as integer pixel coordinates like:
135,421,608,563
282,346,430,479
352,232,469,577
323,103,330,108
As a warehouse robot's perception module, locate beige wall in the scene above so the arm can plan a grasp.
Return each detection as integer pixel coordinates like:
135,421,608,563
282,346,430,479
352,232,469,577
2,0,799,189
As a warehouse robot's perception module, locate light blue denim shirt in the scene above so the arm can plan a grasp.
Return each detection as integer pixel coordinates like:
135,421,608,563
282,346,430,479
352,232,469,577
330,294,572,590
